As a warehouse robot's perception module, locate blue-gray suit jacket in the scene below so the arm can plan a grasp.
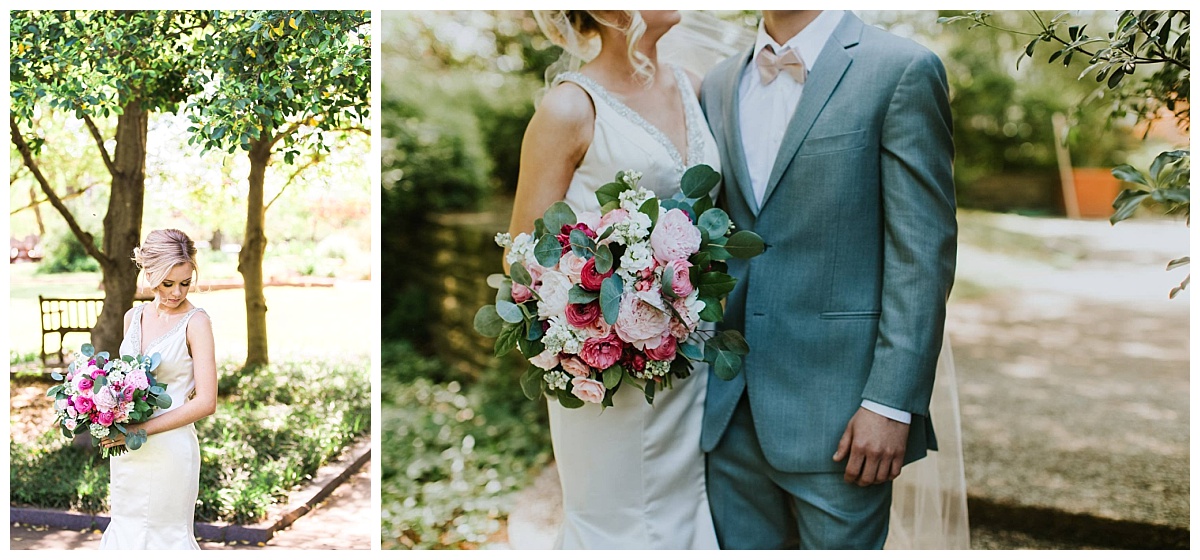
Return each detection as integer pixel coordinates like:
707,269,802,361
699,13,957,473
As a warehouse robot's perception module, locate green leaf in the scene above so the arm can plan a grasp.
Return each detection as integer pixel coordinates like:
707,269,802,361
600,275,624,325
155,394,172,409
1150,188,1189,205
601,365,623,389
81,343,94,357
660,198,696,222
510,263,532,286
520,367,544,401
495,299,525,324
707,243,733,261
594,244,614,274
690,251,712,272
569,285,599,304
698,272,737,299
557,391,586,409
639,197,659,227
679,343,703,361
470,306,504,338
569,228,596,258
699,296,724,322
51,372,64,381
692,194,714,218
596,181,629,210
710,350,742,381
1149,150,1187,182
714,330,750,355
543,201,577,234
724,230,766,259
680,164,720,198
643,379,656,405
534,234,563,268
698,208,731,239
494,324,522,357
662,263,678,298
1110,189,1150,224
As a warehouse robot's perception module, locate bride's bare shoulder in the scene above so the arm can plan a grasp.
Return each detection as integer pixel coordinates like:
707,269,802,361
533,81,596,129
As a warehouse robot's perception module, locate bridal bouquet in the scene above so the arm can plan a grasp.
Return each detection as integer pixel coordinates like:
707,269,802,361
476,164,765,409
47,343,173,458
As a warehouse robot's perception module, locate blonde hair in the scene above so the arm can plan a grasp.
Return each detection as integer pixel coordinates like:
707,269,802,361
541,10,657,87
133,229,198,291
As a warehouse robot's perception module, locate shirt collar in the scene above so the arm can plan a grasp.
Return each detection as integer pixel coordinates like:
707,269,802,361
752,10,845,71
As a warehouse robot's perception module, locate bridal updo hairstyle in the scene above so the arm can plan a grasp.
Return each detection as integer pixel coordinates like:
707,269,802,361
536,10,657,86
133,229,198,291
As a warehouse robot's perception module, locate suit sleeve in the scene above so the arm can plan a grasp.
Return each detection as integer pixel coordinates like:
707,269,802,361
861,49,957,417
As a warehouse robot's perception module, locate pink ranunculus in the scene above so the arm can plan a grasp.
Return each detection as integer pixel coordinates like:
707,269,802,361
560,356,591,378
580,258,612,292
570,377,606,404
126,368,150,391
97,410,115,427
650,208,702,262
557,223,598,255
634,267,657,292
566,301,601,328
599,208,629,231
579,332,624,370
529,348,561,371
559,252,588,285
64,418,77,431
614,292,673,350
74,396,94,415
511,281,534,304
666,259,694,297
645,334,678,362
536,270,572,319
77,375,94,392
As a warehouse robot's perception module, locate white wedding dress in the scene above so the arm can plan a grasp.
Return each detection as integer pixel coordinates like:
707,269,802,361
99,304,205,550
547,64,720,550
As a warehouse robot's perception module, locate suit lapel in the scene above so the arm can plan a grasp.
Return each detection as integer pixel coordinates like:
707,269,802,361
721,47,759,216
759,14,864,211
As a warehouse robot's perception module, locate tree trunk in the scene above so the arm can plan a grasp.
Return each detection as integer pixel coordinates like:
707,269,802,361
240,136,272,367
29,186,46,237
92,102,148,355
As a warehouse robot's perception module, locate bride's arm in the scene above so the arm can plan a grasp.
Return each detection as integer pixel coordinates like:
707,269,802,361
507,82,595,247
136,311,218,436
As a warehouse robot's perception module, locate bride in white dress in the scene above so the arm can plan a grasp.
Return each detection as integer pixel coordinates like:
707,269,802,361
98,229,217,550
513,10,968,549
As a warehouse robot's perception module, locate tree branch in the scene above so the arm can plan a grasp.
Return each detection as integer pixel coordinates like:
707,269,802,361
10,183,100,215
271,121,303,147
9,115,109,266
265,152,325,212
81,113,119,177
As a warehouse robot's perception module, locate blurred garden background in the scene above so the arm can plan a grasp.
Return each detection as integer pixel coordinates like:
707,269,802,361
379,10,1189,550
9,10,373,546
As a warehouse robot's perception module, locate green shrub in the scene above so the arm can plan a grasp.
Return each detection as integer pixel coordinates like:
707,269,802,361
380,342,551,549
8,357,370,525
37,231,101,273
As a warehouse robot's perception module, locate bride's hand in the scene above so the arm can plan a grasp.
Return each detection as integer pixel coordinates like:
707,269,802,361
100,432,127,449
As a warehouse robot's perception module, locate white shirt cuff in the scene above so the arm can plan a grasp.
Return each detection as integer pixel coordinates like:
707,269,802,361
861,400,912,424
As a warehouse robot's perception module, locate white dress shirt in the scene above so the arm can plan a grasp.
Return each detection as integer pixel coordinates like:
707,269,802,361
737,10,912,425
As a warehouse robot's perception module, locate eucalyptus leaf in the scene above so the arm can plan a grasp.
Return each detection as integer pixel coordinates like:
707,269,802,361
510,263,532,286
534,234,563,267
81,343,94,358
569,285,599,304
680,164,721,198
679,343,704,361
698,208,731,239
569,228,596,258
494,324,522,357
473,305,504,337
155,393,172,409
660,198,695,222
600,275,624,325
520,367,544,401
711,350,743,381
715,330,751,355
496,299,525,324
594,244,614,274
662,264,677,297
543,201,577,234
602,365,624,389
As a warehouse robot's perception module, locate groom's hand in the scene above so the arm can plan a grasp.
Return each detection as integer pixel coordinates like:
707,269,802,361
833,407,910,486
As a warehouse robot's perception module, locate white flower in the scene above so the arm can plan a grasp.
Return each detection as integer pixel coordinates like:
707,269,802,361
542,317,585,355
544,370,570,391
619,186,654,213
494,232,513,248
536,270,573,319
619,241,655,276
506,233,536,265
620,170,644,188
89,423,110,439
610,211,652,247
634,360,671,380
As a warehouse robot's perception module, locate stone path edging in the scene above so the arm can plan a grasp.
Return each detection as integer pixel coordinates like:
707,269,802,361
9,437,371,545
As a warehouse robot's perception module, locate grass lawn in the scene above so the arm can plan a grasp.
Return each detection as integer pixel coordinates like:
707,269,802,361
9,262,375,361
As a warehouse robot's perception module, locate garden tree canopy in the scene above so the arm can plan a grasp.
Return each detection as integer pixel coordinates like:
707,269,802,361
10,10,211,354
186,9,371,367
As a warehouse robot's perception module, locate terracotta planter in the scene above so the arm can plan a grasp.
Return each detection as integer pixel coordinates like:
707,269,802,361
1070,168,1123,219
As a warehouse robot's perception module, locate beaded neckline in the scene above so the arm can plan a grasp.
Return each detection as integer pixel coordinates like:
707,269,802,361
555,64,704,173
131,303,203,355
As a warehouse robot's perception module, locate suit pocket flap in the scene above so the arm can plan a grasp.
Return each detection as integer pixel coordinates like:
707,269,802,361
798,129,867,155
820,310,881,320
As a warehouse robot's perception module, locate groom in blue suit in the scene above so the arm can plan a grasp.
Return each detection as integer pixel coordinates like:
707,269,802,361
699,10,956,549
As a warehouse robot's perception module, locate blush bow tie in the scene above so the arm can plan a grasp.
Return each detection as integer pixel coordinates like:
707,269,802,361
756,45,806,85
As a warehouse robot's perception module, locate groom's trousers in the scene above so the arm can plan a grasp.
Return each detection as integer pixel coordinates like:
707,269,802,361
706,395,892,550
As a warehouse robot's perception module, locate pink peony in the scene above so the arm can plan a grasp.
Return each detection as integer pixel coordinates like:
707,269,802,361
650,208,702,262
580,258,612,292
579,332,624,370
578,315,613,340
614,292,673,350
93,386,119,412
599,208,629,231
645,334,678,362
665,259,694,297
570,377,606,404
74,396,94,415
529,348,561,371
125,368,150,391
97,410,115,426
511,282,534,304
560,356,591,378
566,301,601,328
77,375,94,392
